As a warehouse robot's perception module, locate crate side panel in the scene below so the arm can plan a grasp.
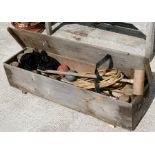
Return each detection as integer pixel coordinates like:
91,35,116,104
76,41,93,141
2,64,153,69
132,85,151,130
4,64,132,129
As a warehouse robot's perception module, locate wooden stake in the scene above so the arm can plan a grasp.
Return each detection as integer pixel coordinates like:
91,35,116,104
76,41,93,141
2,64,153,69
38,69,96,78
38,69,134,84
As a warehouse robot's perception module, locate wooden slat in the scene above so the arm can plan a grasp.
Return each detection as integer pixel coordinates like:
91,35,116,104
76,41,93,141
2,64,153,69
47,52,95,73
45,22,52,35
144,58,153,85
132,84,150,130
130,22,155,60
7,27,145,77
4,63,133,130
52,23,146,57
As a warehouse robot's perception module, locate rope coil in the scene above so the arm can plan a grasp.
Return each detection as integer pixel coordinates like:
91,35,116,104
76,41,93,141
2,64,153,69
62,69,125,90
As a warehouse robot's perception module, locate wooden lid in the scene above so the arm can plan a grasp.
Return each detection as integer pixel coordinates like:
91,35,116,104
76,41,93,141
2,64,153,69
8,27,153,77
8,24,150,68
7,25,153,84
8,22,155,62
130,22,155,60
50,22,154,61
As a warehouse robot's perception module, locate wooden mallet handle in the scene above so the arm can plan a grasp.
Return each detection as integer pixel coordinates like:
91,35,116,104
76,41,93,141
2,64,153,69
38,69,134,84
133,69,145,95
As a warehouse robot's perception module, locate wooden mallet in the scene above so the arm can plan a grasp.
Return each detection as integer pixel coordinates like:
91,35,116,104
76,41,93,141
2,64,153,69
38,69,145,95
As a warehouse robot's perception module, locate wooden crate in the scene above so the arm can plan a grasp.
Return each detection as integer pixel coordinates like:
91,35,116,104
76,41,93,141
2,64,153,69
3,24,154,130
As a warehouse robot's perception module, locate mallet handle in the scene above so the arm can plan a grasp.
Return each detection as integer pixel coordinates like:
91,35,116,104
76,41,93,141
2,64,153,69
38,69,96,78
38,69,134,84
133,70,145,95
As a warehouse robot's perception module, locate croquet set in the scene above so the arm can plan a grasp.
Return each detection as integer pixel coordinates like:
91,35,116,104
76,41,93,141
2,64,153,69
3,23,154,130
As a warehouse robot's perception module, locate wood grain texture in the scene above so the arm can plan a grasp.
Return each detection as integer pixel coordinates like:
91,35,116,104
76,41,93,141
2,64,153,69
4,60,151,130
47,52,95,74
52,23,146,54
7,27,145,76
45,22,52,35
53,23,154,60
4,63,133,129
144,58,153,85
5,26,152,130
129,22,155,60
132,84,151,130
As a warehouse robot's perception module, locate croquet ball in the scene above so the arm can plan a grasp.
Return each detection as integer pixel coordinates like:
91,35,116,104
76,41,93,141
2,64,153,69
65,71,77,82
57,65,69,72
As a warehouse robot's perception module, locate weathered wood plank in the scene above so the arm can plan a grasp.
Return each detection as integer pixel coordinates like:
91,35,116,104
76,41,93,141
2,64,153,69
7,27,145,76
145,23,155,60
5,26,152,130
47,52,95,73
51,24,146,54
132,84,151,130
45,22,52,35
4,63,133,129
51,36,145,72
52,22,154,60
144,58,153,85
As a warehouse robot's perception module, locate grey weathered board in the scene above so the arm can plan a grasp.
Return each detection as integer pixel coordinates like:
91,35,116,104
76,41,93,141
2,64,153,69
3,27,152,130
7,27,145,76
49,23,155,60
4,63,133,129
